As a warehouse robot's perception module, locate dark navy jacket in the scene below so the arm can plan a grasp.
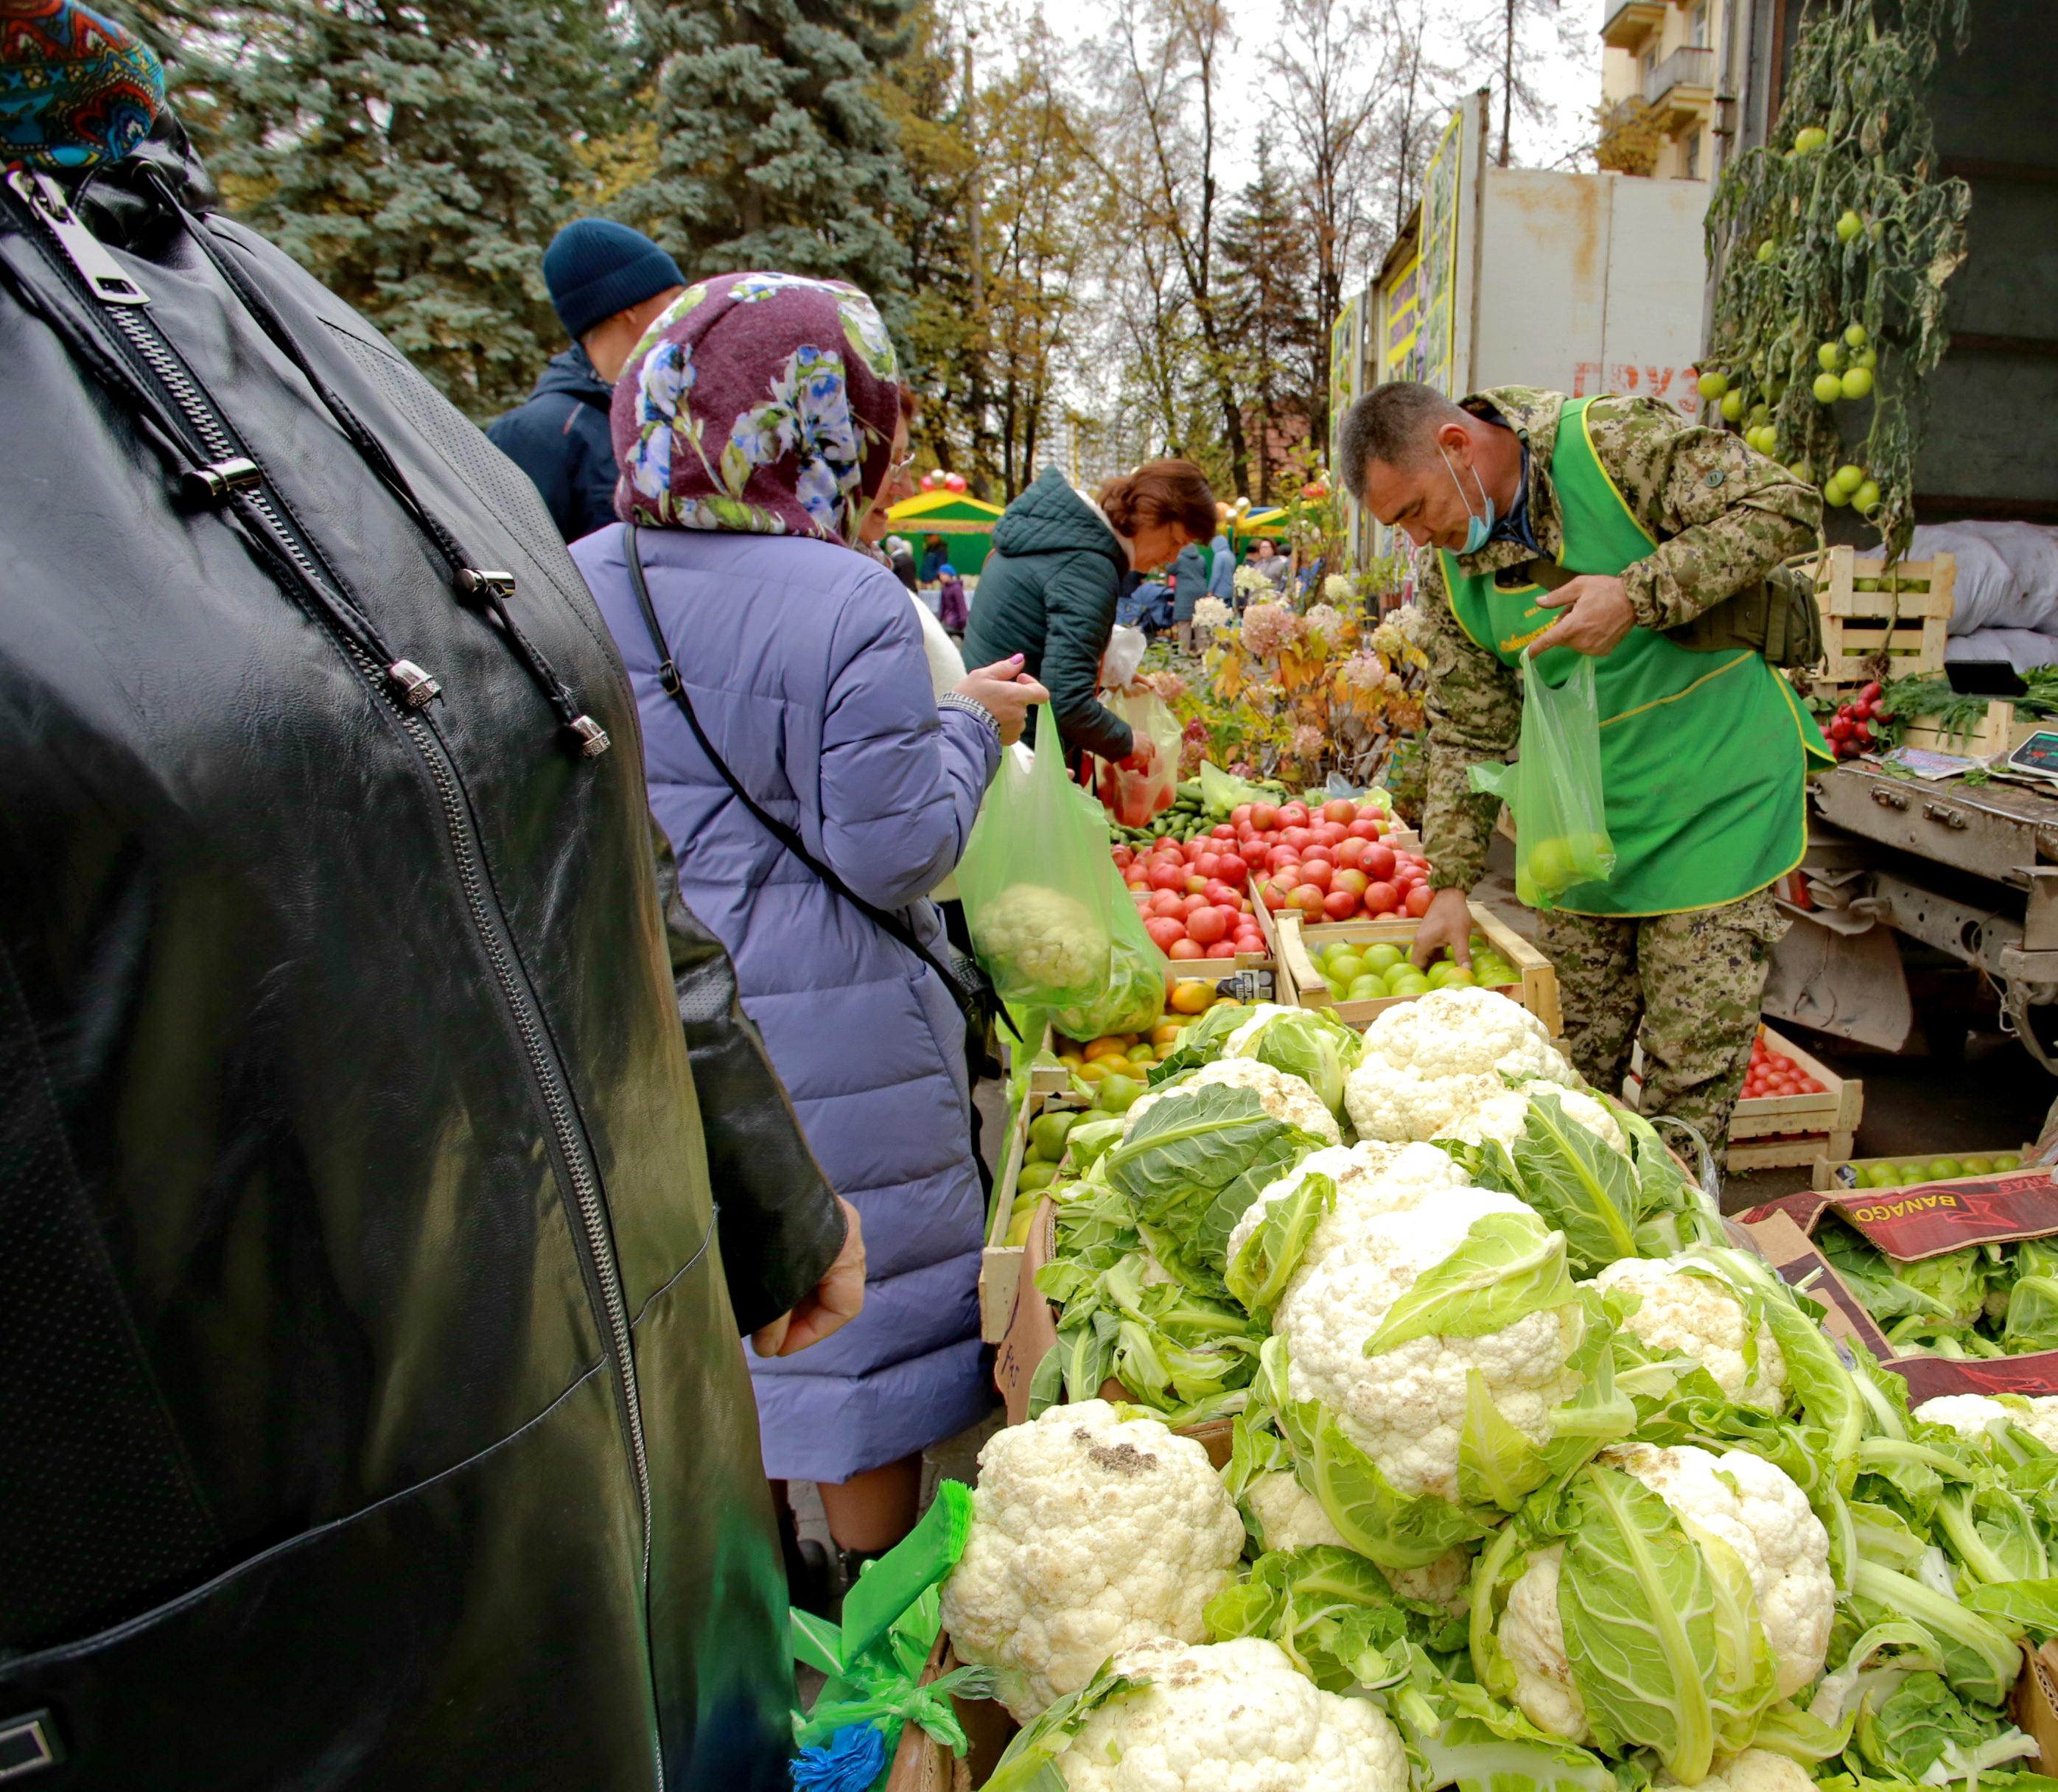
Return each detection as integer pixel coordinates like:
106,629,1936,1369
486,346,617,542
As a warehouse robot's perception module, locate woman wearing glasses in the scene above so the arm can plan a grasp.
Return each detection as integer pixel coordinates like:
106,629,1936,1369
572,273,1046,1583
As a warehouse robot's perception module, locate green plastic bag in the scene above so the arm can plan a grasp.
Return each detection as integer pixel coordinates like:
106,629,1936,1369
1470,648,1615,910
959,738,1167,1039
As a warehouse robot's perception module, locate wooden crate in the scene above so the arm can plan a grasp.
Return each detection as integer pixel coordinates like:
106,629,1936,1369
1261,898,1561,1037
1802,545,1956,693
1900,699,2043,760
1633,1023,1861,1172
979,1088,1086,1343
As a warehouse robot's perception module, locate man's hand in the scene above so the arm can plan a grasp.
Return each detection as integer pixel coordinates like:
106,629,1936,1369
1409,886,1475,971
1529,574,1634,657
752,1197,866,1358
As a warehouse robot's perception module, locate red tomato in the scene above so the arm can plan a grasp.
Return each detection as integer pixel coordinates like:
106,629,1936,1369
1184,874,1208,895
1196,852,1222,878
1147,890,1184,920
1314,822,1350,847
1144,916,1187,951
1231,804,1254,827
1250,803,1279,830
1280,802,1311,827
1177,892,1209,919
1217,853,1247,885
1147,861,1186,892
1290,883,1328,917
1112,845,1133,870
1332,868,1370,898
1360,843,1396,880
1364,881,1400,915
1347,819,1382,840
1298,860,1334,892
1281,826,1314,853
1323,799,1358,825
1167,938,1205,960
1265,845,1297,874
1403,883,1434,918
1124,869,1147,889
1301,845,1335,868
1186,906,1229,946
1233,933,1265,955
1201,879,1236,906
1211,824,1238,841
1181,839,1208,862
1334,837,1368,871
1323,889,1359,920
1261,881,1291,911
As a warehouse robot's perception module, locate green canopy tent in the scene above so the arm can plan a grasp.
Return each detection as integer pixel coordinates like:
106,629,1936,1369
884,489,1005,576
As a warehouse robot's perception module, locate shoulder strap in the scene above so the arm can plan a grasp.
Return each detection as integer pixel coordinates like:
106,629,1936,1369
622,525,968,995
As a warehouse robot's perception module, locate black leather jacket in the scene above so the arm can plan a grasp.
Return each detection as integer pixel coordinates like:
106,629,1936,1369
0,130,844,1788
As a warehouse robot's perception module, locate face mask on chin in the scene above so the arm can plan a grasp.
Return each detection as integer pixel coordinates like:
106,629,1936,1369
1441,446,1497,554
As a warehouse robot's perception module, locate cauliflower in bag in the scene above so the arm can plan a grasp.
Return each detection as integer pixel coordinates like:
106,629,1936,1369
972,882,1105,1004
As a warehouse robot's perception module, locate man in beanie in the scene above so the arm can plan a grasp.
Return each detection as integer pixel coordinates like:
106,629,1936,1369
488,217,685,539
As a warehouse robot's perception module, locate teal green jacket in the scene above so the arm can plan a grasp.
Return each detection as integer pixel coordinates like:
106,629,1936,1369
962,469,1134,760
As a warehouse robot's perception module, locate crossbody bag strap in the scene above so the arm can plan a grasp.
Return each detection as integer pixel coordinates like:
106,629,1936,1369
623,525,970,998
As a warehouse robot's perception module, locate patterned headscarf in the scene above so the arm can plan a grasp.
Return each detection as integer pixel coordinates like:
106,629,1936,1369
612,270,901,544
0,0,164,170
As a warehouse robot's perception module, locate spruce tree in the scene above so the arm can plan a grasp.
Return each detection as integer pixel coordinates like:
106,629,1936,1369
630,0,916,323
136,0,628,421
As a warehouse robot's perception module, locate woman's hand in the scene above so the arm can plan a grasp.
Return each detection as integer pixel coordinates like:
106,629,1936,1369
752,1197,867,1358
954,656,1050,746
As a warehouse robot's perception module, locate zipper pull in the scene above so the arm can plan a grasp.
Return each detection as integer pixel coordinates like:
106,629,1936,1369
178,455,262,506
5,169,150,307
567,715,612,758
386,660,443,707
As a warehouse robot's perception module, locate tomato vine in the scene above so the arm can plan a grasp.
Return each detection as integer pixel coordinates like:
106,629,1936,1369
1702,0,1970,557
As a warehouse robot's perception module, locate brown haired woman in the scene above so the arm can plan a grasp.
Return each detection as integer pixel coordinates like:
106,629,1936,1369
962,459,1217,764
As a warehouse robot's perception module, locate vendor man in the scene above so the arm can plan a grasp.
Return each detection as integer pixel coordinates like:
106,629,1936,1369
1337,381,1829,1154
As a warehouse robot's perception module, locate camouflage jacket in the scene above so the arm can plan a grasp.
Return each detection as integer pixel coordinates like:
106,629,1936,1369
1421,386,1821,892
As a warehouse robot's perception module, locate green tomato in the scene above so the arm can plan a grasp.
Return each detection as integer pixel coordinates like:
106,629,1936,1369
1854,479,1883,515
1786,463,1813,486
1959,1156,1995,1176
1840,366,1875,400
1096,1074,1144,1114
1363,943,1403,975
1749,402,1771,427
1813,371,1845,404
1833,463,1864,496
1995,1154,2023,1172
1818,341,1845,371
1756,239,1778,264
1835,209,1864,243
1698,371,1729,401
1824,480,1852,508
1721,390,1746,422
1844,322,1869,349
1852,346,1877,371
1795,125,1828,153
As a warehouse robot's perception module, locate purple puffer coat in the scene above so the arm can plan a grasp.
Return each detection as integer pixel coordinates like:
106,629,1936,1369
574,523,1001,1483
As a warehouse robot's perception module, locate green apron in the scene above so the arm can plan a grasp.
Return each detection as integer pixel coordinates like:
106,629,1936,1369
1443,396,1830,917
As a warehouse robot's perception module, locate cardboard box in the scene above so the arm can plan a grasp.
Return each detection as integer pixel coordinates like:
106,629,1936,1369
1259,897,1561,1037
1736,1168,2058,1400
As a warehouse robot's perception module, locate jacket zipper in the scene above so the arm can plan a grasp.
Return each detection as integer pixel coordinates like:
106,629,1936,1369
6,171,659,1645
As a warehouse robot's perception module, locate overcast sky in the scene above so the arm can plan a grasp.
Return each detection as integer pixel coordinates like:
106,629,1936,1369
1009,0,1604,194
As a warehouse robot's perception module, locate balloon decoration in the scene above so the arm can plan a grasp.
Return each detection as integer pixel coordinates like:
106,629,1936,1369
945,472,967,493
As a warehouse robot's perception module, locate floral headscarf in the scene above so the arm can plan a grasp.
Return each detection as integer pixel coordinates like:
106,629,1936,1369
612,270,900,542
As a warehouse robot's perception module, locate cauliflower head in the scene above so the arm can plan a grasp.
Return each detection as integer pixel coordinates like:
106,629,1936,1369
1244,1468,1346,1553
1053,1637,1411,1792
1659,1750,1816,1792
1225,1141,1469,1278
1357,986,1578,1087
1276,1184,1583,1500
1385,1544,1476,1614
1499,1443,1832,1741
1127,1056,1343,1146
1589,1256,1787,1412
1915,1391,2058,1453
939,1401,1245,1721
976,883,1105,995
1343,1063,1508,1144
1449,1082,1626,1155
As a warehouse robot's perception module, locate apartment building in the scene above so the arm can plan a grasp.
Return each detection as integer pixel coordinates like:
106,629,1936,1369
1599,0,1725,182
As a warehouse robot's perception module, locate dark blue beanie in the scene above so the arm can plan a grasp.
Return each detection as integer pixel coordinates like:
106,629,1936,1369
543,219,685,343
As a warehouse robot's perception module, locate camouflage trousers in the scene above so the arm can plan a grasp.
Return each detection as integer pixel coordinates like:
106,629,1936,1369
1533,886,1788,1158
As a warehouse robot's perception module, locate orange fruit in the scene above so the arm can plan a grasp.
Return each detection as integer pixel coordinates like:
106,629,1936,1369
1171,981,1218,1015
1074,1060,1110,1085
1150,1020,1185,1046
1082,1038,1126,1062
